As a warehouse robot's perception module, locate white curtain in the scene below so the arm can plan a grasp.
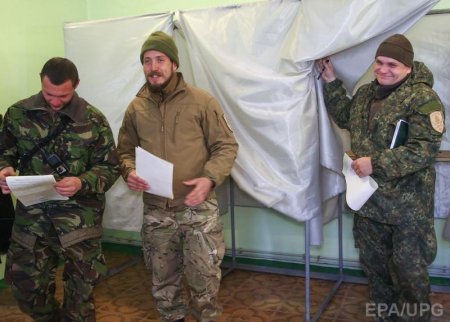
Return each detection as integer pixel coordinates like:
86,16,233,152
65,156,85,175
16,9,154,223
64,12,175,234
64,0,444,245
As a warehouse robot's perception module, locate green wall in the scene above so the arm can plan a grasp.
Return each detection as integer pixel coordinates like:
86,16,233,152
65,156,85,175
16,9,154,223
0,0,86,112
85,0,259,20
1,0,450,278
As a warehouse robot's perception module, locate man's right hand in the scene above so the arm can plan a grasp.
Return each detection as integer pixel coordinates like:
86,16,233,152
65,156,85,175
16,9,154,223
316,57,337,83
126,170,150,192
0,166,16,194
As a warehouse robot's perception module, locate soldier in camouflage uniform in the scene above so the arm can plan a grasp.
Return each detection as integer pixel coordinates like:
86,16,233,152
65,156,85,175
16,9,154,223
117,31,238,322
0,57,120,322
317,34,445,321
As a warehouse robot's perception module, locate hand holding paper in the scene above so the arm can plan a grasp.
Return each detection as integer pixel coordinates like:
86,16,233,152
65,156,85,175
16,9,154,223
342,153,378,211
6,175,68,206
136,147,174,199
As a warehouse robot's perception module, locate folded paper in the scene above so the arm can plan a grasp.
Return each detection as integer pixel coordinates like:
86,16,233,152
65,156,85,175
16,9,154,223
342,153,378,211
6,175,68,206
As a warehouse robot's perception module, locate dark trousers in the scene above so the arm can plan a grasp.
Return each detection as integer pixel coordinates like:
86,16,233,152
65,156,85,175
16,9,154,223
353,215,437,322
0,191,14,254
5,226,104,322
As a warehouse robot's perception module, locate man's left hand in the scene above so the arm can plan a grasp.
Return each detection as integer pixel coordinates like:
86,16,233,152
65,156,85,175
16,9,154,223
183,177,214,207
352,157,373,177
54,177,82,197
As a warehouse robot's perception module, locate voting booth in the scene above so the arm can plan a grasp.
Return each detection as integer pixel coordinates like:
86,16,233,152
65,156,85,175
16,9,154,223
64,0,450,320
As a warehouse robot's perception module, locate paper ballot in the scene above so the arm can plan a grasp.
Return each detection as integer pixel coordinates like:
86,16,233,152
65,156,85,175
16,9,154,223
136,146,174,199
342,153,378,211
6,175,68,206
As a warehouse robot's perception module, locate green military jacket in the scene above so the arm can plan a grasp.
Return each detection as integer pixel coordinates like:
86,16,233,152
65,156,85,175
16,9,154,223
117,72,238,209
0,92,120,248
324,61,445,224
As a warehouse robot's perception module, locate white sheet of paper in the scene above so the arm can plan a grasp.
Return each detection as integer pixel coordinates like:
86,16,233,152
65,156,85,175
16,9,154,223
6,175,68,207
136,146,174,199
342,153,378,211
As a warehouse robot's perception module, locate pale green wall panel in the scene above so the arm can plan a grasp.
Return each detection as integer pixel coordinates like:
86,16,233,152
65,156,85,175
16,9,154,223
85,0,260,20
0,0,87,113
434,0,450,9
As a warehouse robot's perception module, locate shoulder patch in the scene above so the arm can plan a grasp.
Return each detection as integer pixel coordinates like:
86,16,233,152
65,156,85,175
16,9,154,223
430,111,444,133
419,100,441,114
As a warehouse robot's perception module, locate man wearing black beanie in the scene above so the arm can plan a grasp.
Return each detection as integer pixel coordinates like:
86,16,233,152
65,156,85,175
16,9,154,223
316,34,445,322
117,31,238,322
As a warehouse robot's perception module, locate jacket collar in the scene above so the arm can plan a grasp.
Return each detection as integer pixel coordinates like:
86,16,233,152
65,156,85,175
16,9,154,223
374,74,410,100
19,91,87,123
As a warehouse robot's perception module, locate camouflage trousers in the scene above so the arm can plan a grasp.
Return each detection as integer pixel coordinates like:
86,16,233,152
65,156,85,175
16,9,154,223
353,215,437,322
5,225,105,322
142,198,225,322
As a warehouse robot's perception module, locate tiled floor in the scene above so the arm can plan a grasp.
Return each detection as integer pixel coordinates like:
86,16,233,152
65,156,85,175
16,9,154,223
1,249,450,322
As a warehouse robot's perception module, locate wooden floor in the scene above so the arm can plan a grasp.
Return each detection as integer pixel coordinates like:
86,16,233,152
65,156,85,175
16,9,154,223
1,249,450,321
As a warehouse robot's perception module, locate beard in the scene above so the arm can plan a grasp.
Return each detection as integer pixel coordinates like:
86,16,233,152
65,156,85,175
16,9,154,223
146,72,172,92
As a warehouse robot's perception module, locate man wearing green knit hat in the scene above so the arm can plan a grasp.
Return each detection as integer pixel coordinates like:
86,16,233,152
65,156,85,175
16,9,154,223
118,31,238,322
140,31,179,66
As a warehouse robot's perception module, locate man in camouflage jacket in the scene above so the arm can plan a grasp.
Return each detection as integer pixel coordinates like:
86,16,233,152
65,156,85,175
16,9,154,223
317,34,445,321
117,31,238,322
0,57,120,322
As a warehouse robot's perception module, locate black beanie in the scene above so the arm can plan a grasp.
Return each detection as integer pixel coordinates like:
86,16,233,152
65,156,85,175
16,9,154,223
375,34,414,67
140,31,179,66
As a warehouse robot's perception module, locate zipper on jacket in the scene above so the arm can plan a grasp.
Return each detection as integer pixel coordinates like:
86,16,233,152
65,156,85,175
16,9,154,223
173,108,182,145
158,92,164,133
175,109,181,124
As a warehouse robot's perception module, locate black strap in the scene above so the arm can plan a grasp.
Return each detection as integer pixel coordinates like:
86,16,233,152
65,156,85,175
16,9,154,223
18,116,70,171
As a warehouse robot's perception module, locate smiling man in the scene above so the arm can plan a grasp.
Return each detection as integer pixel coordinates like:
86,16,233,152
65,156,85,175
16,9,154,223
0,57,120,321
316,34,445,322
117,31,238,322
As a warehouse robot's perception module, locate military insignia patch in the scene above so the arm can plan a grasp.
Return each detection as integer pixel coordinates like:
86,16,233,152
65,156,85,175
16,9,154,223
430,111,444,133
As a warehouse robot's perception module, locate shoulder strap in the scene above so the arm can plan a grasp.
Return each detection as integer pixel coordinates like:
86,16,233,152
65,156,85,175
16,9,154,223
18,116,70,171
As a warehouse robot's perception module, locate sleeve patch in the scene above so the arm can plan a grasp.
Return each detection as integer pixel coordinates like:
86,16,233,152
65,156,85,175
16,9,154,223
418,100,441,114
430,111,444,133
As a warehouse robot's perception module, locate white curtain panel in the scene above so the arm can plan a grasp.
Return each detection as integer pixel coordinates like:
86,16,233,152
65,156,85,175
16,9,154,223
64,13,175,233
64,0,442,244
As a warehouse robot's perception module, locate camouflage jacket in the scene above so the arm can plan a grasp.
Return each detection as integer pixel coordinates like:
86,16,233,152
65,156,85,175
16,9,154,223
117,72,238,209
0,92,120,248
324,61,445,224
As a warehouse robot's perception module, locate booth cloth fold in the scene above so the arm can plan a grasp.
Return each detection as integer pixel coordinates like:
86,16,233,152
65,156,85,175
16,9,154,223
64,0,447,246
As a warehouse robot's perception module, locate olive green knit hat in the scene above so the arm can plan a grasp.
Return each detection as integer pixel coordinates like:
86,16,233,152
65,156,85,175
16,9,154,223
375,34,414,67
140,31,179,66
